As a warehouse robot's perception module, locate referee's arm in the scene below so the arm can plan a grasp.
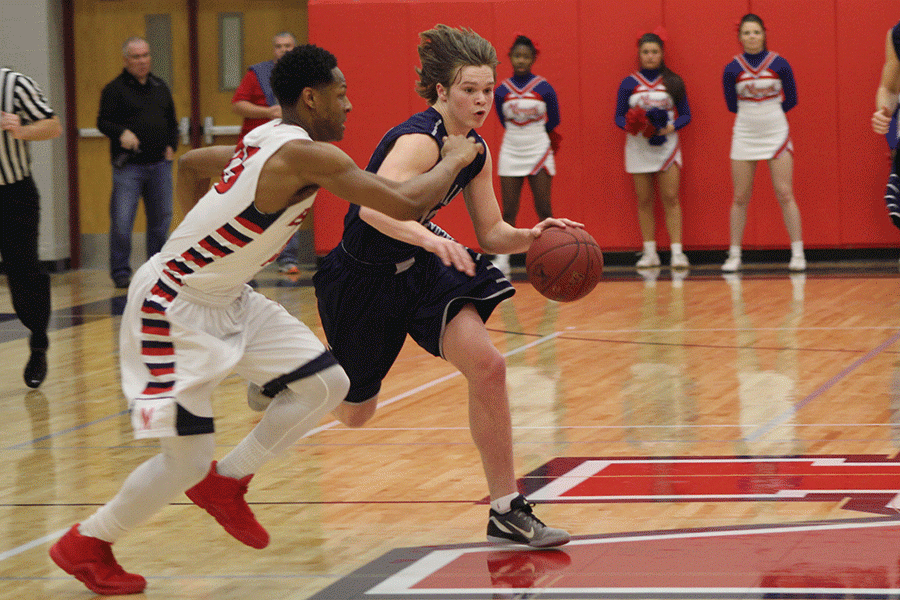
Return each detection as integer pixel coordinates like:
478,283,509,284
0,113,60,141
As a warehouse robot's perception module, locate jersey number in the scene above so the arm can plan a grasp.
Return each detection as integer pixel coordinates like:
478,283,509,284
214,142,260,194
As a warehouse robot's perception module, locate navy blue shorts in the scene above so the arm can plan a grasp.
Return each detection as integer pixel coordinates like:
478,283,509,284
313,243,515,403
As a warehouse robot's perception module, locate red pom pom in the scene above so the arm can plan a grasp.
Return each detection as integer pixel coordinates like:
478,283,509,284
625,107,650,136
548,129,562,153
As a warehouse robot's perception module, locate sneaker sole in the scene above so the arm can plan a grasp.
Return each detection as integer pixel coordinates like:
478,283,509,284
487,534,571,548
50,543,146,595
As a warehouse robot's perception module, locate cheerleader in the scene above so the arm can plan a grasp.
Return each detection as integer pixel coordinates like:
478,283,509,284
722,14,805,272
872,19,900,231
492,34,560,277
615,29,691,269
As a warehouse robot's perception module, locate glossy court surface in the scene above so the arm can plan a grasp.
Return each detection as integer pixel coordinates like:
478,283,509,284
1,259,899,599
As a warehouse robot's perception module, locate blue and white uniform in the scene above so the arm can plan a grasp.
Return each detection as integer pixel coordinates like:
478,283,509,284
723,51,797,161
494,73,559,176
885,20,900,228
615,69,691,173
121,120,336,438
313,107,514,404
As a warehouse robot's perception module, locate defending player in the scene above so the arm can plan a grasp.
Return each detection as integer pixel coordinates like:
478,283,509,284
872,19,900,229
48,45,482,596
307,25,578,548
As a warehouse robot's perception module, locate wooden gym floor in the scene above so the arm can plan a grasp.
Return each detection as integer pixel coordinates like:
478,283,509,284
2,258,900,599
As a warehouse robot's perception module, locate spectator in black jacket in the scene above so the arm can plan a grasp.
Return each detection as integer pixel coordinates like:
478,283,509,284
98,37,178,288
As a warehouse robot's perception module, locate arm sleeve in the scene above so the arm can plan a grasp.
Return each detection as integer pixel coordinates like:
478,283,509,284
777,57,798,113
13,74,55,123
540,81,560,132
96,82,126,139
493,86,506,128
615,77,635,130
672,92,691,130
722,64,738,114
165,89,178,150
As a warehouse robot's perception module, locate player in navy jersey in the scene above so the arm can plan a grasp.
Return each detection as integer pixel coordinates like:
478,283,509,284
310,25,577,548
872,19,900,231
491,34,560,276
722,14,806,272
615,30,691,269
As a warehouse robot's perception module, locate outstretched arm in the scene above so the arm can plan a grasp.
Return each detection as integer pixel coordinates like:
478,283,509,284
175,145,235,214
874,27,900,135
295,135,481,221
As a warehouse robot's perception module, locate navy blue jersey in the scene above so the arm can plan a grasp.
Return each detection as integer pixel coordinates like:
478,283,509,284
340,107,487,264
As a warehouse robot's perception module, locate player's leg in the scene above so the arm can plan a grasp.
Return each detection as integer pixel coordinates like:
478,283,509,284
632,173,660,268
527,169,553,221
50,435,214,595
443,304,569,548
767,152,806,270
658,165,688,268
724,159,757,271
189,293,349,548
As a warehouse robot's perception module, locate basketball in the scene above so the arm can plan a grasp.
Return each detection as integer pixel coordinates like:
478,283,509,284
525,226,603,302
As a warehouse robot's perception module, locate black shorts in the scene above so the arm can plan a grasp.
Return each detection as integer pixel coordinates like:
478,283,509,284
313,243,514,404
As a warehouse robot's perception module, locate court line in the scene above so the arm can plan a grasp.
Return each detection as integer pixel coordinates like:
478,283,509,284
747,330,900,443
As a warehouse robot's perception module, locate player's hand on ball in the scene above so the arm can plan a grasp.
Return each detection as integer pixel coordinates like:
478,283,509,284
422,235,475,276
530,218,584,240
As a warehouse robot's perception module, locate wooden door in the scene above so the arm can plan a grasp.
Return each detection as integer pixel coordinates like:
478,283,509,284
72,0,307,269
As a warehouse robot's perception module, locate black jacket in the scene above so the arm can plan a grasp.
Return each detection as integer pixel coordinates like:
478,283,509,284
97,69,178,164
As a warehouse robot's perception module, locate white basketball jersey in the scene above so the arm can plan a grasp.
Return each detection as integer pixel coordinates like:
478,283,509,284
157,120,316,297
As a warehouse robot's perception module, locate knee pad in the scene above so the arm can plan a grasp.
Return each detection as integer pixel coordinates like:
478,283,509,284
288,363,349,415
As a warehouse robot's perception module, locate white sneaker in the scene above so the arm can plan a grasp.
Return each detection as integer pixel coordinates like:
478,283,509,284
636,252,661,268
492,254,511,278
722,255,742,272
788,255,807,271
670,252,690,269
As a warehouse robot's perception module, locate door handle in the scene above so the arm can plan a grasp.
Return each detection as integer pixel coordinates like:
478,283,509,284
179,117,190,146
203,116,241,145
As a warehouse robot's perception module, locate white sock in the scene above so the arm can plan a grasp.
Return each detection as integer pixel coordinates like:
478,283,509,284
791,241,804,257
728,245,741,259
490,492,521,514
643,241,657,255
217,431,273,480
670,243,683,256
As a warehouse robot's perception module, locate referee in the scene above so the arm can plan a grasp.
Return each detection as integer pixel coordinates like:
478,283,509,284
0,67,61,388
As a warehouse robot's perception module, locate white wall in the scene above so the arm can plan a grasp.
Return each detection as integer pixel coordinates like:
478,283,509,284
0,0,69,263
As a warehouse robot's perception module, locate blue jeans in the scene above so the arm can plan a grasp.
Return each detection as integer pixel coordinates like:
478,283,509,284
110,160,173,280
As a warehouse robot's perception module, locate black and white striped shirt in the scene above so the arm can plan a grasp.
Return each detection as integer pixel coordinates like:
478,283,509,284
0,68,55,185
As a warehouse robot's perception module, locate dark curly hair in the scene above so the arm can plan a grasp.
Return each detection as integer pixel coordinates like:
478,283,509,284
271,44,338,107
509,35,537,58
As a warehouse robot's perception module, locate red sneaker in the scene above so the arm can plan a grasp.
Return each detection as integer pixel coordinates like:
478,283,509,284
185,461,269,549
49,524,146,595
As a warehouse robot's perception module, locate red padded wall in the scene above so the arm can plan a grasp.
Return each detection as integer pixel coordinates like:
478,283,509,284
310,0,900,255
